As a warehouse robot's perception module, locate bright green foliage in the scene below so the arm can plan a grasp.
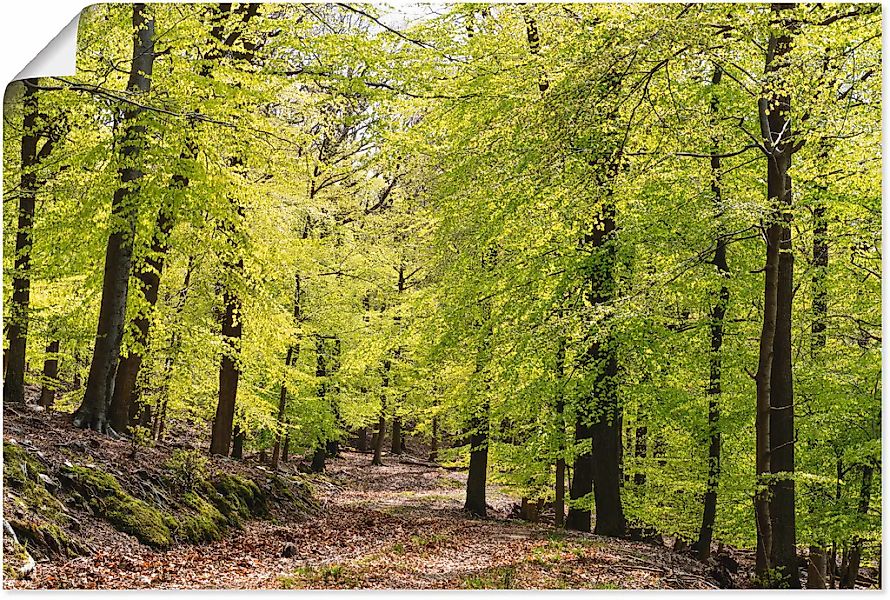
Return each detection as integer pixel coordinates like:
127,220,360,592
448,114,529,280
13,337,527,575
2,2,880,566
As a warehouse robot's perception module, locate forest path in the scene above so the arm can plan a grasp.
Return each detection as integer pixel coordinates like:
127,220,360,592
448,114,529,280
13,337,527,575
24,450,719,589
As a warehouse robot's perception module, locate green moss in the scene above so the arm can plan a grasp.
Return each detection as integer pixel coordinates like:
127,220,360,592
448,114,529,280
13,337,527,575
213,473,267,519
281,564,359,588
176,493,228,543
462,566,518,589
3,537,32,580
60,465,173,549
267,474,319,514
4,441,49,491
8,518,83,559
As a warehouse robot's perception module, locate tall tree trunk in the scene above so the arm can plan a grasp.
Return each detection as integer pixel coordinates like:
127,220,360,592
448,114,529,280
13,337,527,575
5,78,43,405
325,337,342,459
273,272,302,469
808,547,828,590
633,424,647,486
590,335,625,537
309,335,328,473
841,464,874,588
109,150,191,432
464,260,492,519
371,359,389,466
764,4,798,588
271,346,295,470
75,5,155,432
210,277,243,455
566,417,593,532
695,65,729,562
807,145,830,588
588,193,625,538
554,337,567,528
38,340,60,408
463,399,489,517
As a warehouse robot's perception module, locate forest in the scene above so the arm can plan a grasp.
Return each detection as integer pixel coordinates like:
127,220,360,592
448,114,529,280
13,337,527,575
2,2,882,590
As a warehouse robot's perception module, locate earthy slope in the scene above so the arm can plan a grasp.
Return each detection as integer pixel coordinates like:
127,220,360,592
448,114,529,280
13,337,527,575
3,401,741,590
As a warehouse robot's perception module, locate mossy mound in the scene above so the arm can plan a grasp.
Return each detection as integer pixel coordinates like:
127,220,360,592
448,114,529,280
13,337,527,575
4,441,84,559
60,465,174,549
176,493,229,543
212,473,268,520
6,438,316,555
266,473,319,514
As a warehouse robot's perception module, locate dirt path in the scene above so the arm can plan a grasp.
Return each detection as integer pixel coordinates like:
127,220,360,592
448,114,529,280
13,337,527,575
14,451,719,589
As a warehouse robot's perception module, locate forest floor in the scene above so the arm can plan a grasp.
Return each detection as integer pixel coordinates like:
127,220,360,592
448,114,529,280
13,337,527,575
6,402,735,590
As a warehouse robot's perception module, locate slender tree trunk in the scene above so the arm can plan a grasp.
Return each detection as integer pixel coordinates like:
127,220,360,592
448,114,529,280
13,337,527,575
633,425,647,486
5,78,42,405
695,65,729,562
841,465,874,588
553,337,566,527
325,337,342,459
371,359,389,466
464,399,489,517
271,346,295,470
429,416,438,462
391,417,403,455
310,447,326,473
356,426,369,452
764,5,798,587
566,417,593,532
38,340,60,408
210,278,243,455
74,5,155,431
282,428,290,462
806,146,830,588
309,335,328,472
109,151,190,432
464,268,492,519
587,194,625,538
231,423,244,459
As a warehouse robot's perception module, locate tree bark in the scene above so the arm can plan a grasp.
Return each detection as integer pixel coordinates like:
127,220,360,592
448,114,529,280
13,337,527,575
310,335,328,472
231,423,244,459
463,400,489,517
566,417,593,532
281,429,290,462
75,5,155,432
808,547,827,589
841,464,874,588
356,426,369,452
429,416,438,461
695,65,729,562
5,78,43,405
109,150,190,432
371,359,389,466
587,193,625,538
554,337,567,528
38,340,60,408
764,4,798,588
464,263,492,519
210,275,243,455
806,148,830,589
271,346,295,470
391,417,403,455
